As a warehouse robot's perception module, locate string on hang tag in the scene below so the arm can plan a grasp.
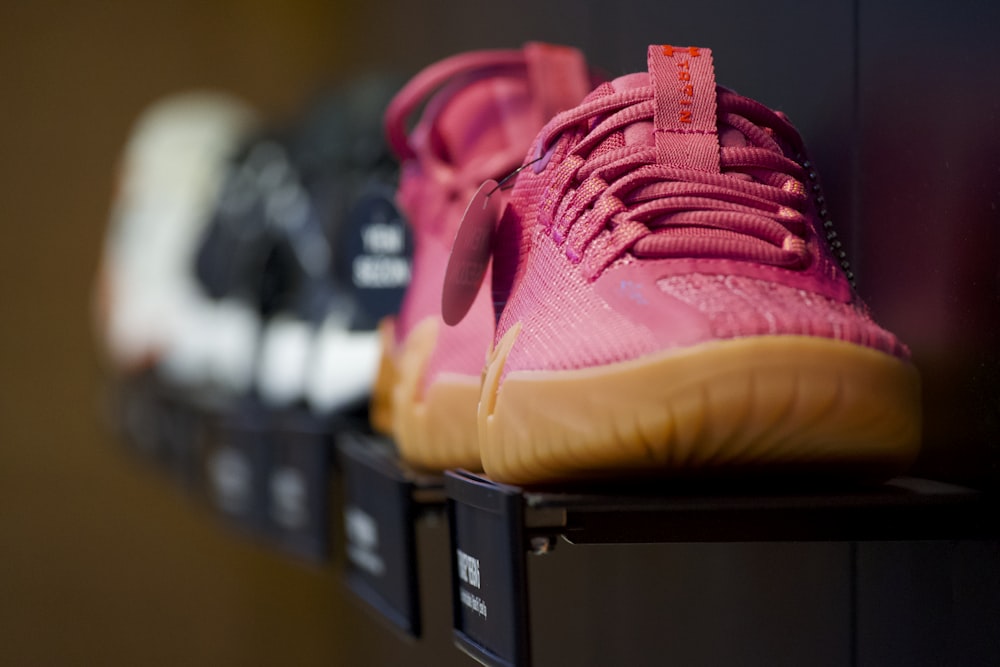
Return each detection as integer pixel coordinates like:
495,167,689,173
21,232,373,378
490,154,545,194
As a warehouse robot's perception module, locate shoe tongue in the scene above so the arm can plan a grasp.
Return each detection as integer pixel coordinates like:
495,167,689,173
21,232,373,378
424,74,538,170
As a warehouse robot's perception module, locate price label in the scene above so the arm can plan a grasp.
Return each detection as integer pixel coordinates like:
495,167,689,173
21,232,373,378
262,411,333,562
338,433,424,636
446,471,531,667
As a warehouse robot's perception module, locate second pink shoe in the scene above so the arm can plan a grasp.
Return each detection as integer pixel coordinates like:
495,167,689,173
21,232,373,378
372,43,596,471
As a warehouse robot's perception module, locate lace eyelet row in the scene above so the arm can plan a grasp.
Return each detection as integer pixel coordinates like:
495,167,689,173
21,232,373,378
799,157,855,287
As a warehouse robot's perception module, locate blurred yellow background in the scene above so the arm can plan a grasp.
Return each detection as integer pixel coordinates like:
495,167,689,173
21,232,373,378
0,2,430,664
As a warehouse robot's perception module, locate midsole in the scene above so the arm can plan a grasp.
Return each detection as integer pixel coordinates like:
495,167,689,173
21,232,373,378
480,331,922,483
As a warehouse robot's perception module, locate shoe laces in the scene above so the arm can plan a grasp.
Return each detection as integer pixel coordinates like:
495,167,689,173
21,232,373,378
531,84,814,279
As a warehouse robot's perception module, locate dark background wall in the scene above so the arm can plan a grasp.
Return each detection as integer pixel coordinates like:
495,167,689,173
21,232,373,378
0,1,996,665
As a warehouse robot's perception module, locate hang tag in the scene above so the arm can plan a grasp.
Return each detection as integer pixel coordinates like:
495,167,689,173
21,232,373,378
441,180,501,326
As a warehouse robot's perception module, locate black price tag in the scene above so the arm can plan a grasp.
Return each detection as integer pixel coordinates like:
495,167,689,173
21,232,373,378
338,433,423,636
115,373,166,463
446,471,531,667
114,374,205,491
157,393,205,492
262,411,333,562
204,405,268,536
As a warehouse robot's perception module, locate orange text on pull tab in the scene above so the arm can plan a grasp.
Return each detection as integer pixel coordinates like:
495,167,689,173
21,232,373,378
661,45,700,124
661,45,701,58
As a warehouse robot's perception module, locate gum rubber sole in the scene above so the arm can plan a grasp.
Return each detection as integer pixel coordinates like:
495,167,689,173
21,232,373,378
369,318,400,436
479,325,922,485
391,318,483,471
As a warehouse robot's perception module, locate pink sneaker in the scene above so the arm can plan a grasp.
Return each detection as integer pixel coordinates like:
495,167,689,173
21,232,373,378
466,45,921,484
372,44,595,470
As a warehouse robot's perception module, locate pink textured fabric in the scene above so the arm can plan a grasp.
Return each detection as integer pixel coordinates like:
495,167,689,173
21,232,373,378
386,44,594,393
491,45,909,381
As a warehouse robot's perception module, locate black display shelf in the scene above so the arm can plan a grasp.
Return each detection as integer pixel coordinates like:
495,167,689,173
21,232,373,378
445,470,998,667
110,373,340,562
108,378,998,667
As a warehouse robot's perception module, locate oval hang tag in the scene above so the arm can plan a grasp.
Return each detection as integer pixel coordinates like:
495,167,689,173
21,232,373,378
442,179,502,326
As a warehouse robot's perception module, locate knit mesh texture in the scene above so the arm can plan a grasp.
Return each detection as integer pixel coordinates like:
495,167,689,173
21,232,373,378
499,238,662,378
499,239,908,381
493,76,910,381
657,274,907,356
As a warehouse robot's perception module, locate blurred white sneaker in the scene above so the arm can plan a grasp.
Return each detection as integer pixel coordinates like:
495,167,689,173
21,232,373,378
97,92,258,377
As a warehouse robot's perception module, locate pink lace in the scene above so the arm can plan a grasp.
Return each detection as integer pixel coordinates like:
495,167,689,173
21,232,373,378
533,85,814,280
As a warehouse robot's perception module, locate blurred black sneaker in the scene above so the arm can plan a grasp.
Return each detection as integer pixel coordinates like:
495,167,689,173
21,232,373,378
195,76,412,416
